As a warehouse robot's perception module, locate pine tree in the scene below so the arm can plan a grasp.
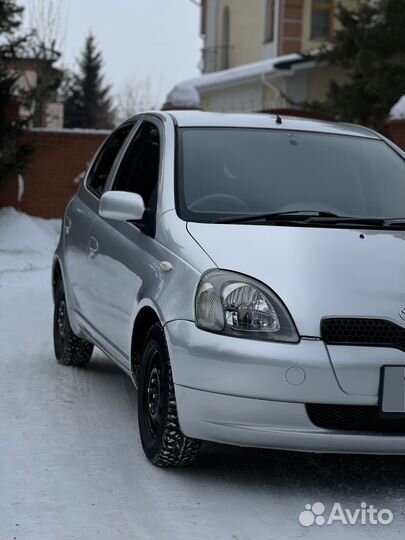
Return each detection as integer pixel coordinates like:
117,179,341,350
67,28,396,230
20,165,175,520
309,0,405,130
0,0,32,186
63,34,115,129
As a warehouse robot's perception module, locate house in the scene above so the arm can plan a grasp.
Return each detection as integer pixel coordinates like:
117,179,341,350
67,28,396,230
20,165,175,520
4,49,64,128
0,51,107,218
172,0,355,114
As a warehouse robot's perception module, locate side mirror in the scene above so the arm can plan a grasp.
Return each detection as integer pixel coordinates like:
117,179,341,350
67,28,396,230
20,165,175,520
99,191,145,222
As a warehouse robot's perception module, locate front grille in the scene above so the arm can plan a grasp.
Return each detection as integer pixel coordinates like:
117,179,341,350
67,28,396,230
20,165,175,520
321,318,405,351
306,404,405,433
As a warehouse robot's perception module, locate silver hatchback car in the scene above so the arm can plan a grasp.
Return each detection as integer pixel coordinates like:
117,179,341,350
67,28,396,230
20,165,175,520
53,111,405,466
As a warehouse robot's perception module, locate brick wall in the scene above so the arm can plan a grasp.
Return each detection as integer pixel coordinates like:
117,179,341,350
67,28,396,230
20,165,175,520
0,129,109,218
279,0,304,55
385,119,405,151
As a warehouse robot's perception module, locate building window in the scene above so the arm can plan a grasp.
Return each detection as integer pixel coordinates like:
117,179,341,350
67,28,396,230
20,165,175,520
200,0,207,36
221,6,230,69
311,0,334,40
264,0,275,43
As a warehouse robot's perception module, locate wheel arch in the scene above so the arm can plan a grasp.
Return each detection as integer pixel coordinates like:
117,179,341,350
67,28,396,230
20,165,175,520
130,306,161,387
51,256,81,336
52,257,63,302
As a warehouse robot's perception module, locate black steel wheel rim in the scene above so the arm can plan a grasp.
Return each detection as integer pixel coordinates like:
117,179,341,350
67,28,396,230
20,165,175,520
143,348,163,438
57,299,66,340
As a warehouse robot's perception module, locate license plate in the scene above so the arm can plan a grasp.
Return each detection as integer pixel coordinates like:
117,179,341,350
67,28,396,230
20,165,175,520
379,366,405,419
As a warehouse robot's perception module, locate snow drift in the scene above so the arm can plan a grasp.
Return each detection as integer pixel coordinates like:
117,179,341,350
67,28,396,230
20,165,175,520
0,207,60,274
389,95,405,120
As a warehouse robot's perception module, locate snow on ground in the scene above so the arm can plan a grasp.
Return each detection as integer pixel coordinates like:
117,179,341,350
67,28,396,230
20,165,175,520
0,207,404,540
390,95,405,120
0,207,61,274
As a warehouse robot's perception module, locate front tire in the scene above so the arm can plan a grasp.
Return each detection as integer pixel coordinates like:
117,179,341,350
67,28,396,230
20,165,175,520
138,324,200,467
53,280,93,366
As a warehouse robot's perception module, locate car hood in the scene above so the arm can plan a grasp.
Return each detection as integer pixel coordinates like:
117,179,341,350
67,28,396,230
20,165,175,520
187,223,405,336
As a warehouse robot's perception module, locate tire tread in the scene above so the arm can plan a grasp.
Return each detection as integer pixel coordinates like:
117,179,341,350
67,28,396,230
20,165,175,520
142,324,200,467
54,281,93,367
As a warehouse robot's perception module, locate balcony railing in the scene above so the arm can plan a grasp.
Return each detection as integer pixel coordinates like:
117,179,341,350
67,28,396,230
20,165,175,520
200,45,234,73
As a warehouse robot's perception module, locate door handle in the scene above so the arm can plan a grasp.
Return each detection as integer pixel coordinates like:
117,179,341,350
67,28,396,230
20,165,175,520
64,216,72,235
88,236,99,258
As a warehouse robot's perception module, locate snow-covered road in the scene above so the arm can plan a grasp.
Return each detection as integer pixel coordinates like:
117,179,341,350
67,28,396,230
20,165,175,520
0,208,404,540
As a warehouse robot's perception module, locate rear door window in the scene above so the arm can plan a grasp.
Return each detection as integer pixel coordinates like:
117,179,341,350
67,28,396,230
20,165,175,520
87,123,134,198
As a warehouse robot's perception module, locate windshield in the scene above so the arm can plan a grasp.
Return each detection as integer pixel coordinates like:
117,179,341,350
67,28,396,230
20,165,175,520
176,128,405,224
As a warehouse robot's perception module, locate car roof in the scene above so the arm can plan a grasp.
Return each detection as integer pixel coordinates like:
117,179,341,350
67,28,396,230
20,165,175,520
159,110,380,139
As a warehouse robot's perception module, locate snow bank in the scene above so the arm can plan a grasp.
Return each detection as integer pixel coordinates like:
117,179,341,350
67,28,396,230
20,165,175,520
163,84,201,110
389,95,405,120
0,207,61,274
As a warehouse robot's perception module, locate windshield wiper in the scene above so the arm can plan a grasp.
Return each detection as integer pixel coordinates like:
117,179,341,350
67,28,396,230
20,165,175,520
379,218,405,227
304,216,405,228
216,210,339,224
216,211,405,228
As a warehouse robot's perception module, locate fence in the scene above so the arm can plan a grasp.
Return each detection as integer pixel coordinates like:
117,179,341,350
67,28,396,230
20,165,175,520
0,128,109,218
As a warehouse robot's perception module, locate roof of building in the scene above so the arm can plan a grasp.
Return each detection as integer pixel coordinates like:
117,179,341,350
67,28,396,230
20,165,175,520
179,52,317,93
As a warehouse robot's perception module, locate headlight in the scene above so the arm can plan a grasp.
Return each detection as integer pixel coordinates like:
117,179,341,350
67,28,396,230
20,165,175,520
195,270,299,342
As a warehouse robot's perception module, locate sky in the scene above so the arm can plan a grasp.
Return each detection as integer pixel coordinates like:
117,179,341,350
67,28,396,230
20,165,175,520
19,0,203,107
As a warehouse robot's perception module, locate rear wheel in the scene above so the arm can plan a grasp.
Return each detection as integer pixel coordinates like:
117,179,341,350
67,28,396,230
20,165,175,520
138,324,200,467
53,280,93,366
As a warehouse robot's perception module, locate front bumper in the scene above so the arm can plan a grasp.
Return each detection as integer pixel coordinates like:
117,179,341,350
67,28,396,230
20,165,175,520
175,386,404,454
165,321,405,455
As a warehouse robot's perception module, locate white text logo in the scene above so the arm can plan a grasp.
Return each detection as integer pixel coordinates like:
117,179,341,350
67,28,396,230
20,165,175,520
299,502,394,527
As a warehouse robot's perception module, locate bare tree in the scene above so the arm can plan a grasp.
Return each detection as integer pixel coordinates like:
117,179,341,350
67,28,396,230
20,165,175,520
19,0,67,127
116,79,161,123
27,0,66,56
